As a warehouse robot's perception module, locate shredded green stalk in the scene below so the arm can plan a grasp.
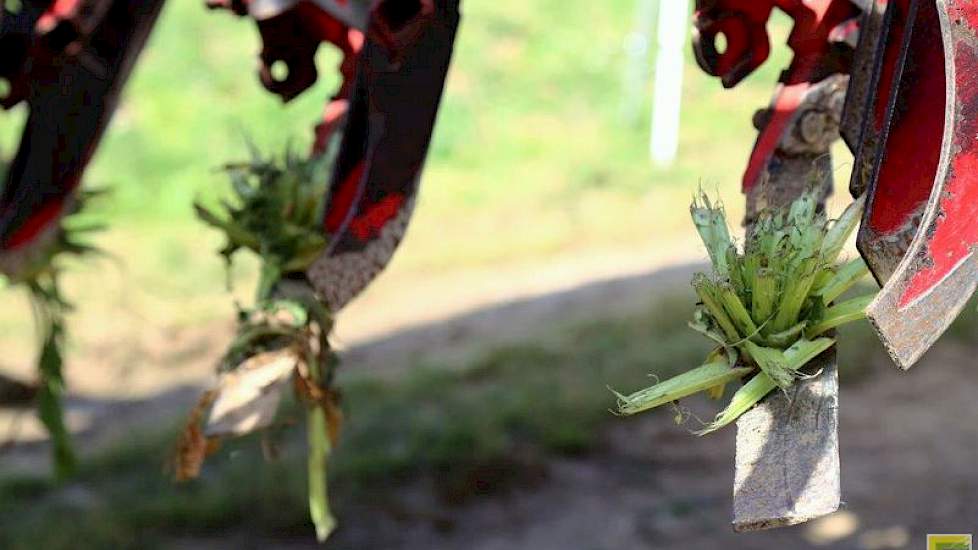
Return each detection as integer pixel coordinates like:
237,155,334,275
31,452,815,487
195,148,344,543
818,257,871,304
690,194,733,278
783,337,836,368
697,337,834,434
696,372,778,435
742,341,793,389
770,256,818,333
616,191,875,434
751,268,777,328
692,274,741,341
2,191,102,478
308,404,336,542
717,283,758,339
28,276,76,479
616,362,752,415
764,321,808,348
821,194,866,264
806,294,874,339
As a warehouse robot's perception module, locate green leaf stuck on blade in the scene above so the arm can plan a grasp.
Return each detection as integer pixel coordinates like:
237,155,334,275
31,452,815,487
615,192,876,435
806,294,874,339
696,371,778,435
615,361,753,416
691,192,734,278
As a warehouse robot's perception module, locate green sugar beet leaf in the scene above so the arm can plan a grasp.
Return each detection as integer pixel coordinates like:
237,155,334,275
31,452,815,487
2,191,105,479
616,192,876,433
195,145,344,543
615,361,753,416
691,192,734,279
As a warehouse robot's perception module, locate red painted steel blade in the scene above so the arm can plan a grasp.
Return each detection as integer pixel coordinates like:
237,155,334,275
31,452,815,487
859,0,978,368
853,0,935,284
0,0,165,255
306,0,459,311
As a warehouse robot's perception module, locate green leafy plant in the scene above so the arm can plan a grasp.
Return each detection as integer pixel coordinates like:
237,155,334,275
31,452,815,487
185,148,341,542
194,149,331,300
1,190,104,478
615,192,874,433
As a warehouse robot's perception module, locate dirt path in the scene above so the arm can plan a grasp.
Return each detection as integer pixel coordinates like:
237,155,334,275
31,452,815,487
163,339,978,550
3,243,977,549
247,343,976,550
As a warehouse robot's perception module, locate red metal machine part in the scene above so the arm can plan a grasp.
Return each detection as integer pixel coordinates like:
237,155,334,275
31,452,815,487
308,0,456,311
851,0,978,368
697,0,978,368
205,0,368,152
211,0,455,311
0,0,165,274
694,0,978,530
2,0,457,318
693,0,861,197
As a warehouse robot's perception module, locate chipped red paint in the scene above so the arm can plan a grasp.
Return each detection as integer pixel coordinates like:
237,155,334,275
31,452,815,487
310,23,363,156
299,2,363,100
37,0,85,31
742,83,806,191
901,2,978,306
312,99,350,155
348,193,405,241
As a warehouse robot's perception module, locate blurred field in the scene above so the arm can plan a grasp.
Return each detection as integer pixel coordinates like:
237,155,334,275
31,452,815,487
2,2,944,550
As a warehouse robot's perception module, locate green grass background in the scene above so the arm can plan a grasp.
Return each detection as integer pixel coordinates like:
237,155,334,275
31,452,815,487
3,0,796,270
0,1,807,362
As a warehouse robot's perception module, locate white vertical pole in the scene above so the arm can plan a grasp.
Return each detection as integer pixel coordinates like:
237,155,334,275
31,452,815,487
649,0,689,167
621,0,656,125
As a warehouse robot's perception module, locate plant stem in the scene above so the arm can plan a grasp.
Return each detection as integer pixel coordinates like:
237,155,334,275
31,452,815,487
308,404,335,542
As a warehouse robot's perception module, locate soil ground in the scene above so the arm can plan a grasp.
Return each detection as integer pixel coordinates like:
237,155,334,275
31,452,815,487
2,251,976,549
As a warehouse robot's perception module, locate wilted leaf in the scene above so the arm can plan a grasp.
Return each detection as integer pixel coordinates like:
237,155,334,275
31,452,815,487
174,390,219,482
205,350,298,437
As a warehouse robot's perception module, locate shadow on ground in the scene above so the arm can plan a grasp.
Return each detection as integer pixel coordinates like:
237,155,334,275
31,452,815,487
1,263,976,550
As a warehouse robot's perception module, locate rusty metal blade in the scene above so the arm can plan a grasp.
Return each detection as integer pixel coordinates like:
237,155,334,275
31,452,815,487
306,0,460,311
734,351,840,531
865,0,978,369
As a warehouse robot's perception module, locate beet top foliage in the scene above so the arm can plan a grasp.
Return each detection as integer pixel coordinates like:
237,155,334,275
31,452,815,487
190,149,341,542
615,193,874,433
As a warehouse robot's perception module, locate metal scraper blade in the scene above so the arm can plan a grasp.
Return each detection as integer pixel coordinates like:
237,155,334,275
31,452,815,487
855,0,978,368
306,0,460,312
734,351,840,531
